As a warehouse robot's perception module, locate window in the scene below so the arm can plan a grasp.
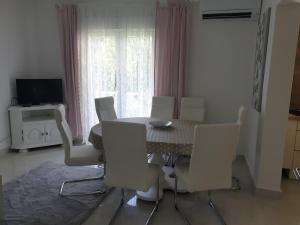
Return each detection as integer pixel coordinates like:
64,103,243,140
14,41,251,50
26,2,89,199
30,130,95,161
79,5,155,139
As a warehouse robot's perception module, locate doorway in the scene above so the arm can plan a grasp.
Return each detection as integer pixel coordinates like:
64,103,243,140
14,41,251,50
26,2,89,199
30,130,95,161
282,30,300,180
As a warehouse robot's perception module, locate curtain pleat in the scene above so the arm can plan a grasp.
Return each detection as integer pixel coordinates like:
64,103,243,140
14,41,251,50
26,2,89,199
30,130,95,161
57,5,83,140
154,0,192,118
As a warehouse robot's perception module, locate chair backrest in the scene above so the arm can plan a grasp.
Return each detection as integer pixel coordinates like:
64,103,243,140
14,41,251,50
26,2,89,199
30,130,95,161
180,97,205,122
237,106,246,126
233,106,245,160
55,104,73,165
102,121,151,191
150,96,175,120
95,97,117,122
186,124,240,192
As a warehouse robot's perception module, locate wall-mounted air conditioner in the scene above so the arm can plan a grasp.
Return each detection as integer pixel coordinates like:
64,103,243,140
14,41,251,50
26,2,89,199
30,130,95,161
200,0,261,20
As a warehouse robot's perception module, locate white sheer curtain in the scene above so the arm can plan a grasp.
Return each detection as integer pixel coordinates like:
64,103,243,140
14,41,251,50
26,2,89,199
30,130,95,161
79,3,155,140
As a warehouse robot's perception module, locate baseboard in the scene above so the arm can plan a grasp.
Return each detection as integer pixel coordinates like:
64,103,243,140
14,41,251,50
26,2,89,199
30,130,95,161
0,137,10,156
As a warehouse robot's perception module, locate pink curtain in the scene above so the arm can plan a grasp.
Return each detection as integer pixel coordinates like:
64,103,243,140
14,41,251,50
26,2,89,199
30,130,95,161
57,5,82,140
154,0,191,117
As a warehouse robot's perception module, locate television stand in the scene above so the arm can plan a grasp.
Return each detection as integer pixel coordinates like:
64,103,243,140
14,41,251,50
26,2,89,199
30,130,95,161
9,105,63,152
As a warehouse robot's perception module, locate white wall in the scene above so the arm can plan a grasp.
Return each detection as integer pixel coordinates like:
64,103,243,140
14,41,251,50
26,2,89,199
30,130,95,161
19,0,64,78
32,0,64,77
244,108,260,179
188,4,258,155
244,0,300,191
256,1,300,191
0,0,32,153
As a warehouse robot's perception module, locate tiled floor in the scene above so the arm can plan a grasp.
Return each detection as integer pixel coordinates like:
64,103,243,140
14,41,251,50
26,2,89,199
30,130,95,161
1,147,300,225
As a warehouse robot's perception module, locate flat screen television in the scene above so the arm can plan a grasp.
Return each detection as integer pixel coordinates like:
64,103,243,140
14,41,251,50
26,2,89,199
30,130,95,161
16,79,63,106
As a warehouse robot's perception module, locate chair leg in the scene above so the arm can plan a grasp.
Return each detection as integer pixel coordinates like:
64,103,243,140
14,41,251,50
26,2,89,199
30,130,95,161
174,175,191,225
145,177,160,225
164,153,177,167
231,176,241,191
60,164,107,197
294,168,300,181
208,191,227,225
59,175,106,197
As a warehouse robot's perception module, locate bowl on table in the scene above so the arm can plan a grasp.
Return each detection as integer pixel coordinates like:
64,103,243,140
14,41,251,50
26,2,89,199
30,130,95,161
149,120,172,129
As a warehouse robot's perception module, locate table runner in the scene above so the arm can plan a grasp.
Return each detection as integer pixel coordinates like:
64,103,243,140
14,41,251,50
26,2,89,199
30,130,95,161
89,117,198,155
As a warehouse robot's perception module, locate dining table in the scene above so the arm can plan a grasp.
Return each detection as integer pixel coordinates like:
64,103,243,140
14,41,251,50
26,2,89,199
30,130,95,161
88,117,200,201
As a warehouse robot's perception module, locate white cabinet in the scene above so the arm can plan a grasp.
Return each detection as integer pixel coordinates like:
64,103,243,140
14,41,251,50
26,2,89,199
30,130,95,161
45,123,62,144
9,105,63,151
23,124,45,146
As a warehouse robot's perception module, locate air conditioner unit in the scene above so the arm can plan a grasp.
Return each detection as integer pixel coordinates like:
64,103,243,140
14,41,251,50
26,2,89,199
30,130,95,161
200,0,261,20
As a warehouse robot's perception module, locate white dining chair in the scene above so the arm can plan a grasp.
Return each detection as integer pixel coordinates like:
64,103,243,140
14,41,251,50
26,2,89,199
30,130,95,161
168,97,205,166
95,97,117,122
55,104,106,196
174,124,240,225
150,96,175,120
180,97,205,122
102,121,160,225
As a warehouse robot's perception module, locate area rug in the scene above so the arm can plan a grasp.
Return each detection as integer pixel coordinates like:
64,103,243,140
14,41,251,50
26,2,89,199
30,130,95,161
1,162,111,225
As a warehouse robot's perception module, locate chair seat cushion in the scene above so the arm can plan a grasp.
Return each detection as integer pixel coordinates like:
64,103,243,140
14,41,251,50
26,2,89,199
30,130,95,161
175,156,232,192
67,145,103,166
